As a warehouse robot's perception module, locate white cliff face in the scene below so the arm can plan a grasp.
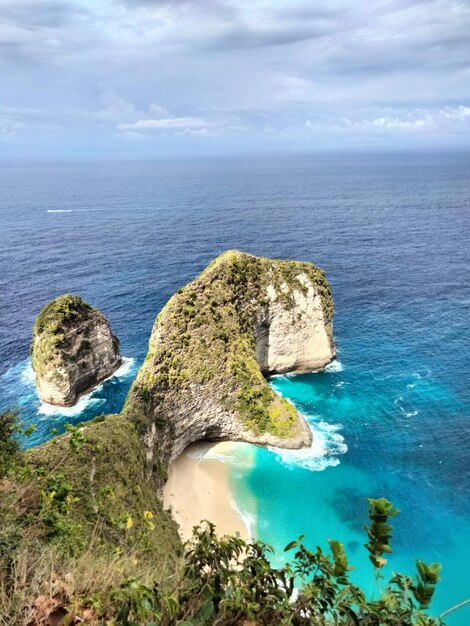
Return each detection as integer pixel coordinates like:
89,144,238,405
255,274,335,375
32,297,122,407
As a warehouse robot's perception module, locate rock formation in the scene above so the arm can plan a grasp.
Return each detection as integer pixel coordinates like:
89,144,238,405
125,251,335,473
31,294,122,406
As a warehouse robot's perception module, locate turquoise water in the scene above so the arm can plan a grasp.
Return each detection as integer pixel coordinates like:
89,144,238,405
0,155,468,623
228,312,469,622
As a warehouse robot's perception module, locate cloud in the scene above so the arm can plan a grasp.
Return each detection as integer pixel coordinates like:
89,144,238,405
205,23,331,51
0,0,86,29
355,106,470,132
118,117,207,132
0,117,24,136
304,105,470,137
1,0,470,155
440,105,470,121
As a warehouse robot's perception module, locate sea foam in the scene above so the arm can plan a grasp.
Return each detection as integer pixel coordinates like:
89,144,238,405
38,356,135,416
268,418,347,472
324,359,344,373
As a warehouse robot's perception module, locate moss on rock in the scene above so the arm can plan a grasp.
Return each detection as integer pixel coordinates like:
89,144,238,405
31,294,122,406
32,295,92,373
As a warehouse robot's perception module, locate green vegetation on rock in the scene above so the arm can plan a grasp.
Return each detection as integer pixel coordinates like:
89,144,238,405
31,294,122,406
31,294,93,376
33,294,93,336
0,409,20,479
125,251,334,461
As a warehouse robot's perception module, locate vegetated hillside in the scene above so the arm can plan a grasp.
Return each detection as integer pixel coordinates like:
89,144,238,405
0,411,182,624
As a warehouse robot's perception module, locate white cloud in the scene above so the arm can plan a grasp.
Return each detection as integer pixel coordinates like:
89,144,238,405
0,117,24,136
118,117,207,132
355,116,431,130
148,103,170,117
2,0,470,153
303,105,470,138
440,105,470,121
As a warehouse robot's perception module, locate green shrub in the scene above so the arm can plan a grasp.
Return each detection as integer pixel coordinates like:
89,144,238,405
0,409,20,478
102,498,448,626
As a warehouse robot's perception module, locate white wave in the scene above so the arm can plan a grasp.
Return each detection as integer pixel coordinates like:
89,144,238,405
113,356,135,378
324,359,343,373
2,359,33,384
39,393,105,417
188,448,232,463
268,419,347,472
47,209,73,213
394,396,419,419
20,361,36,386
230,497,256,539
38,357,135,416
412,367,432,380
188,442,253,468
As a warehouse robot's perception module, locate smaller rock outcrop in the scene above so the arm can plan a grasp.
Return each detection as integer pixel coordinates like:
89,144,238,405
31,294,122,406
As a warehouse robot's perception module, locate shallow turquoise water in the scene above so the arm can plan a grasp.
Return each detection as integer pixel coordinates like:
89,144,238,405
228,321,469,622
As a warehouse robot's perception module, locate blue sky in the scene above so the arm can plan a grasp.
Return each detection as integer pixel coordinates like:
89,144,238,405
1,0,470,158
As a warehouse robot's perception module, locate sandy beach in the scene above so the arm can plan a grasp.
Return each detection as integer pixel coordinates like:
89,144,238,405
163,441,254,542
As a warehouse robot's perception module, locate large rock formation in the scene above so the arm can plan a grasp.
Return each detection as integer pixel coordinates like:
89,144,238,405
31,294,122,406
125,251,335,474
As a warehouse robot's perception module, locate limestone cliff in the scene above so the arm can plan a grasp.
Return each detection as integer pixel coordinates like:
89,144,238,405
124,251,335,473
31,294,122,406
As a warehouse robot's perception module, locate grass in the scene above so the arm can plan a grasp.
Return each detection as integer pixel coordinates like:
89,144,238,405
0,413,182,624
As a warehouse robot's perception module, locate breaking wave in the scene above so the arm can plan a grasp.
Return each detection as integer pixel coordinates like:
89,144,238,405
38,357,135,416
268,417,347,472
324,359,344,373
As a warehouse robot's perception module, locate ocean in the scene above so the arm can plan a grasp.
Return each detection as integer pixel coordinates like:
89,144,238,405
0,153,469,623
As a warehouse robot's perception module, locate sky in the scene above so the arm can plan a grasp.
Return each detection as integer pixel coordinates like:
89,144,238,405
1,0,470,158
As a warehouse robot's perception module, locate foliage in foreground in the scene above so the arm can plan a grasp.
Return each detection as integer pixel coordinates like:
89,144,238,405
0,410,182,625
0,409,21,479
100,502,443,626
0,409,460,626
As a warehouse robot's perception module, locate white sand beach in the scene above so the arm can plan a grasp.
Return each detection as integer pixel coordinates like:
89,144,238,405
163,441,255,542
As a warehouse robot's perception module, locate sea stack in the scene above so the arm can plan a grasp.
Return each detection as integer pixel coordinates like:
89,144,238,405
125,250,335,472
31,294,122,406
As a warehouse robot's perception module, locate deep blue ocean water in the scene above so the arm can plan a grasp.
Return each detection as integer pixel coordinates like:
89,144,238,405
0,154,469,623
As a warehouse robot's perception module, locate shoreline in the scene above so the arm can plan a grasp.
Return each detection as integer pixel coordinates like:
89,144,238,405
163,441,254,542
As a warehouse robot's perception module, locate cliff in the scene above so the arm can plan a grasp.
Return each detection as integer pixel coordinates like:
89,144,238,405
31,294,122,406
124,250,335,472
